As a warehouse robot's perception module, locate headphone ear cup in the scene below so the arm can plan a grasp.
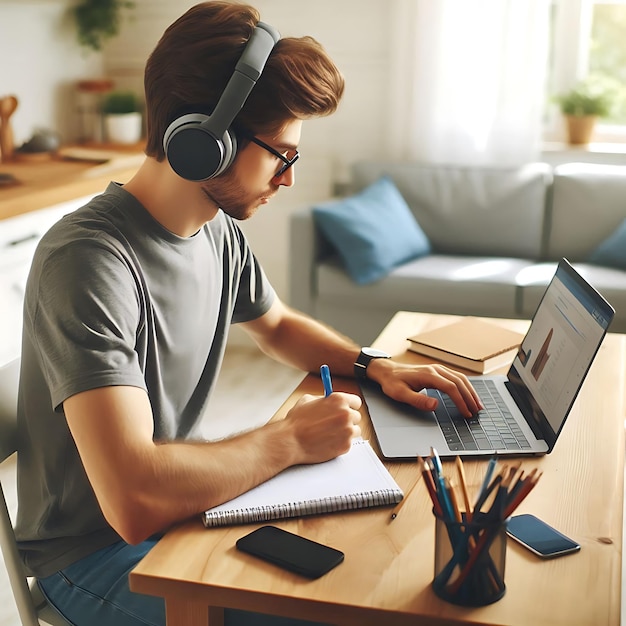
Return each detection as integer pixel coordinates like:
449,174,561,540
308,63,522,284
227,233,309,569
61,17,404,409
164,113,227,182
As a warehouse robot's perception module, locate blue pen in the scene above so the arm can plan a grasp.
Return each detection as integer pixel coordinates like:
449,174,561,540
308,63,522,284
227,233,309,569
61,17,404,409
320,364,333,397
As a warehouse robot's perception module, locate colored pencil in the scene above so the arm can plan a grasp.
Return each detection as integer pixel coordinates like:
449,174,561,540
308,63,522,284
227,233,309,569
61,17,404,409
421,458,444,517
455,456,473,522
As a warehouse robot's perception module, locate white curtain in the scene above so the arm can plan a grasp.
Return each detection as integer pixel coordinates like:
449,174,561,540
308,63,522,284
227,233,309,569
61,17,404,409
388,0,551,166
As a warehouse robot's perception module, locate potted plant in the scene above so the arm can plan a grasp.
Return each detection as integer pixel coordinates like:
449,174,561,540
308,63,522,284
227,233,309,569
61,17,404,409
555,80,614,145
73,0,135,52
101,90,143,145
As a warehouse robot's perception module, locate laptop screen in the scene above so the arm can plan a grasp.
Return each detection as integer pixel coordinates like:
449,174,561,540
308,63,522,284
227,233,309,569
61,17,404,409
508,259,614,444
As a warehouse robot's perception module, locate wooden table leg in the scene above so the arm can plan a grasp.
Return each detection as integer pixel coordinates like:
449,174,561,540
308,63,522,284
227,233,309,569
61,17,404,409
164,597,224,626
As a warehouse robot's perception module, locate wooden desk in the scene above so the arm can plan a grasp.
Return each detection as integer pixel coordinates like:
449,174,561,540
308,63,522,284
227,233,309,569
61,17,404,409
130,312,626,626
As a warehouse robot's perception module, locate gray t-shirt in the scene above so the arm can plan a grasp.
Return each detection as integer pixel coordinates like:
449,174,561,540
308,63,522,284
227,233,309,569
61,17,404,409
15,182,275,577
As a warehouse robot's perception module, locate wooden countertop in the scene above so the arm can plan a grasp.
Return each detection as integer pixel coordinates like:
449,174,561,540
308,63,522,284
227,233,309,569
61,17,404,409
0,143,145,220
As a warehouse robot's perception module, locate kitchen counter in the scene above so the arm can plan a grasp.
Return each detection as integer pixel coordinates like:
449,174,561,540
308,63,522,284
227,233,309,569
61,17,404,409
0,143,145,220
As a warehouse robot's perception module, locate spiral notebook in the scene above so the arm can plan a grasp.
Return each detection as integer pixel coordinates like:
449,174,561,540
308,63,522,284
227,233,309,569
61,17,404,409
202,439,403,527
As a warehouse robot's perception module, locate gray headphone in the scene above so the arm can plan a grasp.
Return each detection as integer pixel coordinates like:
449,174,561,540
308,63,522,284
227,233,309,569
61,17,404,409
163,21,280,182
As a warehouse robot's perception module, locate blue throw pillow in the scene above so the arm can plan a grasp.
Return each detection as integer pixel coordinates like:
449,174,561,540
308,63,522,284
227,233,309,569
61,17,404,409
588,218,626,269
312,176,431,285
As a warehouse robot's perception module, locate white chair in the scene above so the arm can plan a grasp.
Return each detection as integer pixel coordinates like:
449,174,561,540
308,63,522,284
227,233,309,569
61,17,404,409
0,358,72,625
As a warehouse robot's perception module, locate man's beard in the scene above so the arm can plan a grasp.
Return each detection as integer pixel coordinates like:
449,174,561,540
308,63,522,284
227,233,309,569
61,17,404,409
200,171,276,221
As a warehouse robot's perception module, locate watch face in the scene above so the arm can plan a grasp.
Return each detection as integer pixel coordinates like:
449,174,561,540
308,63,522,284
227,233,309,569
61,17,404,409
361,347,390,358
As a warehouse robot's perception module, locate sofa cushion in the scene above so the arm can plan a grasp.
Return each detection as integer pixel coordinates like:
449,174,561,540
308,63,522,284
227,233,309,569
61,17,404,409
316,254,534,320
546,163,626,261
350,161,551,259
312,176,431,285
588,218,626,269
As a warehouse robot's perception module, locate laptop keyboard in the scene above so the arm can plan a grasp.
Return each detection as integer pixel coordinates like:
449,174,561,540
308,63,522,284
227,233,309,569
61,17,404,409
428,379,531,452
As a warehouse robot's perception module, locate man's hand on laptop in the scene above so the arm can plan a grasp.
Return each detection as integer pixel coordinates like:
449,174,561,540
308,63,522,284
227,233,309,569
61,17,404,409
365,360,483,418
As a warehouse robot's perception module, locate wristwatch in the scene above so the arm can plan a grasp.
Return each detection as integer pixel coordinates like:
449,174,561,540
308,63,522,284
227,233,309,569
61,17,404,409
354,347,391,380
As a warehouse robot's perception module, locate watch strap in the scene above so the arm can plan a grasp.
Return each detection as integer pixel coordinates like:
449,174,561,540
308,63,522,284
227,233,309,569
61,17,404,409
354,347,390,380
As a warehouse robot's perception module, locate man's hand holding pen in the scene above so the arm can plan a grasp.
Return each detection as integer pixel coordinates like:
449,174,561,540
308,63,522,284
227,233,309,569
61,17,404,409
279,365,361,465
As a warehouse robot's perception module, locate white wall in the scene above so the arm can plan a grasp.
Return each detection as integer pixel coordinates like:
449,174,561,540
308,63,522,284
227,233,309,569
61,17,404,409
0,0,102,146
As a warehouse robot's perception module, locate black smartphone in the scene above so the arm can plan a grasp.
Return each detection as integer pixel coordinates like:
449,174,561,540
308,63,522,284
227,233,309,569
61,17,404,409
235,525,344,579
507,514,581,559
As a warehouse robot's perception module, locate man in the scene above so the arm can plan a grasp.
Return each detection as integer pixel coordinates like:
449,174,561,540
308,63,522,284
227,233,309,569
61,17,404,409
16,3,481,625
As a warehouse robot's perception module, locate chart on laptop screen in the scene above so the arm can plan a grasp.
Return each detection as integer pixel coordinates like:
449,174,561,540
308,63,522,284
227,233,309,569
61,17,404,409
514,268,610,433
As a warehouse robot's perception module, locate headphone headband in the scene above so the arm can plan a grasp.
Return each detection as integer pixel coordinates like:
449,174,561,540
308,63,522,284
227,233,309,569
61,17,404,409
202,22,279,138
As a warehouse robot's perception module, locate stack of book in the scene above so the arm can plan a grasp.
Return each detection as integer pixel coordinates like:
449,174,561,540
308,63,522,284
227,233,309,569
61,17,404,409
407,317,524,374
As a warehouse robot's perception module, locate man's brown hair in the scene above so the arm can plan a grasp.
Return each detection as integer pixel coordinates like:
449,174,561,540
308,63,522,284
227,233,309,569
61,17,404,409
144,1,345,160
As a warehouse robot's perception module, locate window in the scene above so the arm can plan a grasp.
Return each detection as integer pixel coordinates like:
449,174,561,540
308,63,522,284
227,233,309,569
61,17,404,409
589,2,626,124
548,0,626,142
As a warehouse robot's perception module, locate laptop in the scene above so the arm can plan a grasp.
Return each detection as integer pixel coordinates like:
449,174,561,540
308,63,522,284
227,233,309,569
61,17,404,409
360,258,615,460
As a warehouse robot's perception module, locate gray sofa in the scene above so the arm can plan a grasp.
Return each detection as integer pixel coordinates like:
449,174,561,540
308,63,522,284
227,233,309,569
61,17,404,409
289,161,626,345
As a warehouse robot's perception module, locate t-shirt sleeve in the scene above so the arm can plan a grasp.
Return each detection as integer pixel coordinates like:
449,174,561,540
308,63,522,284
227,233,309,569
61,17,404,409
230,226,276,324
26,238,147,410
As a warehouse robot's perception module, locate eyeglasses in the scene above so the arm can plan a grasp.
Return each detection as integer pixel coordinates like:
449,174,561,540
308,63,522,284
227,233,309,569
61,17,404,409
247,135,300,177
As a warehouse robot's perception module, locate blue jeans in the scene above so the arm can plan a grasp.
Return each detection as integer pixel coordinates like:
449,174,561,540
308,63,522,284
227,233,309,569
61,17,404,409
38,539,328,626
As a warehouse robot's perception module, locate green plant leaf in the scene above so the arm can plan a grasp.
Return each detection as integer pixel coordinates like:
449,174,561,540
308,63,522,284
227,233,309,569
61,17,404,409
73,0,135,52
555,79,615,117
101,90,142,114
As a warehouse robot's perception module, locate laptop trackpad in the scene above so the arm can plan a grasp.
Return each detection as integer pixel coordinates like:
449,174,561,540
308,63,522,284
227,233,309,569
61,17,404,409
360,383,447,459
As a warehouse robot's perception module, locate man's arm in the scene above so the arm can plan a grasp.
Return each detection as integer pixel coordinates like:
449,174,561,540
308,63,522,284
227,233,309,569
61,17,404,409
63,383,361,545
241,298,483,417
241,296,362,377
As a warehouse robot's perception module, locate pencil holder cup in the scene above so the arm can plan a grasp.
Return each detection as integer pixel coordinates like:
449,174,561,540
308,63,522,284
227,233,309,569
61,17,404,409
432,512,507,607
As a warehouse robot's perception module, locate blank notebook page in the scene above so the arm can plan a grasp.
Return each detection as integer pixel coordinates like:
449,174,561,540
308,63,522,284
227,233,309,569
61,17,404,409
203,438,403,526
